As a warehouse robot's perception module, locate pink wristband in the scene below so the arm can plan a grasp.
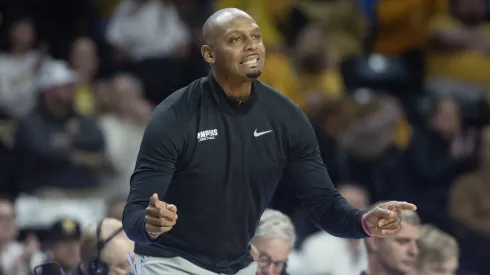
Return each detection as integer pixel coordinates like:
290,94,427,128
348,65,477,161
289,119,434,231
361,213,374,237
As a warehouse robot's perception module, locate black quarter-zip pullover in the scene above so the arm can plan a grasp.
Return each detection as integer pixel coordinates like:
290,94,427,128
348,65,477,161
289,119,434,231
123,72,368,274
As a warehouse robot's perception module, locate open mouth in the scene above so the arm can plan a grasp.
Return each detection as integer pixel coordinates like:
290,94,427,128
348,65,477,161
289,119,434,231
240,54,260,66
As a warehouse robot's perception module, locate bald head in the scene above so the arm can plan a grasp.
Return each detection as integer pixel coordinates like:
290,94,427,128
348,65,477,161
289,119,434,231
202,8,254,44
80,218,134,269
200,8,265,80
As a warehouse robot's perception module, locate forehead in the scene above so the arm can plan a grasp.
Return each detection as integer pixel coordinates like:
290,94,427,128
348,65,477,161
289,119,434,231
216,14,259,37
397,222,419,239
0,201,13,215
255,238,290,260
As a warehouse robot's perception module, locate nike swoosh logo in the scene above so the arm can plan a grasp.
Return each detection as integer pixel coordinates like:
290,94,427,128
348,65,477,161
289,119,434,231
254,129,273,137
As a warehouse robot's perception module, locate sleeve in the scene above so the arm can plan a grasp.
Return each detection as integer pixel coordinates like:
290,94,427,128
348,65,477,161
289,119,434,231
284,108,369,239
122,105,184,244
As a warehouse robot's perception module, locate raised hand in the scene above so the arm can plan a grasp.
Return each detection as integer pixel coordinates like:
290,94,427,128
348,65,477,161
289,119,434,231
364,201,417,237
145,193,178,239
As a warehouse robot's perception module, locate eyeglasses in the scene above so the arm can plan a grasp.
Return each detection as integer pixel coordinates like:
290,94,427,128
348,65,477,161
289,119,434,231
256,252,287,271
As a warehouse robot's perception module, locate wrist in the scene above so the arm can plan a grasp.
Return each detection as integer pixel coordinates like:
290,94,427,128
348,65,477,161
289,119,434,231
361,213,374,237
146,230,160,240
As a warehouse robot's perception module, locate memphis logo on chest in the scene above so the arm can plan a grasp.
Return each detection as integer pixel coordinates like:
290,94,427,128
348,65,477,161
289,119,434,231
197,129,218,142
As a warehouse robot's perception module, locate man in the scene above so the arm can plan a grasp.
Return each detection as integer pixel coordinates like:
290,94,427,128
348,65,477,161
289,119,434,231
410,224,459,275
250,209,296,275
37,218,83,274
0,196,43,275
361,203,421,275
71,218,135,275
15,60,105,197
123,8,417,275
293,184,370,275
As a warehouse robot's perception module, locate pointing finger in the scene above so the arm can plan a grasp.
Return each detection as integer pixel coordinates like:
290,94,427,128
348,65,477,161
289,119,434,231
394,202,417,211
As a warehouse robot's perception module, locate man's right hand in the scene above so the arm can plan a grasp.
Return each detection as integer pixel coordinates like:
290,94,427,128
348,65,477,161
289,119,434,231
145,193,178,239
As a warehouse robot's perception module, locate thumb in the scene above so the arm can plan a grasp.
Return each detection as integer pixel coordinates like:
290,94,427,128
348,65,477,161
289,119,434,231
149,193,159,207
167,204,177,213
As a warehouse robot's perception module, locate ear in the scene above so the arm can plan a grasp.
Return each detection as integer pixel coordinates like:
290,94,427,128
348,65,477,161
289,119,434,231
201,45,215,64
250,243,260,261
366,237,378,253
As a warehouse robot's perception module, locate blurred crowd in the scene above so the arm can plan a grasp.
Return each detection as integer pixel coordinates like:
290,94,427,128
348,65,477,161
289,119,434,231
0,0,489,274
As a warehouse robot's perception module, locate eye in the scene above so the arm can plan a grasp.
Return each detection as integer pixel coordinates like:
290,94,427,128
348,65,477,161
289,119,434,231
252,33,261,40
229,36,242,43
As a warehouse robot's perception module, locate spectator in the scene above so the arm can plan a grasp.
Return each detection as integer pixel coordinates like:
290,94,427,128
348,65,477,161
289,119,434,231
105,196,126,221
361,203,420,275
72,218,134,275
410,224,459,275
106,0,190,62
291,184,369,275
0,196,43,275
295,0,367,61
251,209,296,275
39,218,82,274
293,24,343,111
69,37,100,117
0,16,45,119
397,97,477,221
14,60,106,198
449,126,490,235
426,0,490,88
370,0,448,88
98,73,150,194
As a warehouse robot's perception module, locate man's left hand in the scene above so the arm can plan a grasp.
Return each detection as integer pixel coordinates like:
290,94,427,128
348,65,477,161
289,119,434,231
363,201,417,237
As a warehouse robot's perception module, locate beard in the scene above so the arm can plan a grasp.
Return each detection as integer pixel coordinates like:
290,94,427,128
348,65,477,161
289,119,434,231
246,71,261,79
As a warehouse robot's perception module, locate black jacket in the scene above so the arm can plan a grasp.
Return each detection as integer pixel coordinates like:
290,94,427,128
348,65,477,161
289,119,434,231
123,72,368,274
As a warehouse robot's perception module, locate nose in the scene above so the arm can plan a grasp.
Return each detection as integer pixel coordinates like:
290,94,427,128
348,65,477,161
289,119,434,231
407,241,419,256
244,37,258,52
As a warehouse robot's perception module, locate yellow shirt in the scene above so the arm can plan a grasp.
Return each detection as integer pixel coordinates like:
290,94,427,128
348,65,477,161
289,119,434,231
427,16,490,86
374,0,447,54
75,85,95,116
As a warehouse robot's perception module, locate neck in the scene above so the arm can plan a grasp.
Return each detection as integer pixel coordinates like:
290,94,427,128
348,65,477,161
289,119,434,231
367,257,404,275
212,71,252,102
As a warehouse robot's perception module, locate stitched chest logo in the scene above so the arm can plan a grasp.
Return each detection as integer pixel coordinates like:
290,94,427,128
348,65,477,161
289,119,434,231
197,129,218,142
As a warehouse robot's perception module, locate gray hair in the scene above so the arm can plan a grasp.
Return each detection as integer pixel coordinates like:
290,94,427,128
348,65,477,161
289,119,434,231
252,209,296,248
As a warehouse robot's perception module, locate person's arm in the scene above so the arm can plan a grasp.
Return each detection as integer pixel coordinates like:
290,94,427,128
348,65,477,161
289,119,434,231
284,108,369,239
15,116,73,165
122,104,183,244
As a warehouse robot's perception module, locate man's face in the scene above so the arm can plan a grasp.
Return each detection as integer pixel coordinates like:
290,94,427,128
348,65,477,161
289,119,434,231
374,221,420,274
253,238,290,275
430,100,461,140
102,231,135,275
10,19,35,50
51,240,81,270
204,14,266,79
418,257,458,275
0,201,16,243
